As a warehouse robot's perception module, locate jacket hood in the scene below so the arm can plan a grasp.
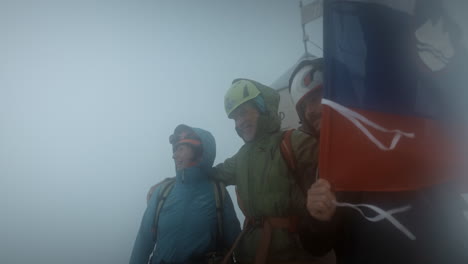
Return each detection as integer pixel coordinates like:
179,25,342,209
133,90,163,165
172,124,216,171
232,79,281,141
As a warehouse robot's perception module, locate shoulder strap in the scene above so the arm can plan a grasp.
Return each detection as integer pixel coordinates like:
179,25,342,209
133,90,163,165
152,179,176,242
212,181,226,248
151,179,226,246
280,129,297,173
281,129,312,196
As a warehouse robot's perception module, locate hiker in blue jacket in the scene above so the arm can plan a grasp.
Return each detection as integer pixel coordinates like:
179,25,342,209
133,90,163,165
130,124,241,264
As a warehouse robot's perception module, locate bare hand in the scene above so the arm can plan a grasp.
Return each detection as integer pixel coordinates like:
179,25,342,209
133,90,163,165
306,179,336,221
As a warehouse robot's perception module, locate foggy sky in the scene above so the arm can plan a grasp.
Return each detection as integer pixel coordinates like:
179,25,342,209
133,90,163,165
0,1,322,263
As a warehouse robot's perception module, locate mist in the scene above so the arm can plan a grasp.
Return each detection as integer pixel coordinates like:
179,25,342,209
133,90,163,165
3,1,468,263
0,1,322,263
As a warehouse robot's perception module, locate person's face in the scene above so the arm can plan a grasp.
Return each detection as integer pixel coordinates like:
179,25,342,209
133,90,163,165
303,92,323,133
230,101,260,142
172,144,195,171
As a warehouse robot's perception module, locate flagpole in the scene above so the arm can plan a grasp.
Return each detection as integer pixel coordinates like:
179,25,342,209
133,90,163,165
300,1,309,55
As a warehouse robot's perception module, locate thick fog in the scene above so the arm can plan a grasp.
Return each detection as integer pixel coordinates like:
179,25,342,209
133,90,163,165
3,1,468,264
0,1,325,263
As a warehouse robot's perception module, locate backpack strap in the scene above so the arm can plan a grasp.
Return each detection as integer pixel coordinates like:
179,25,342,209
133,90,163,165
280,129,297,173
151,179,227,245
151,179,176,242
147,177,174,203
281,129,311,196
212,181,226,249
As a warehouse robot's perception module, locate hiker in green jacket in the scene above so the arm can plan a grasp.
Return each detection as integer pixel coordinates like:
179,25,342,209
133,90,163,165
213,79,323,264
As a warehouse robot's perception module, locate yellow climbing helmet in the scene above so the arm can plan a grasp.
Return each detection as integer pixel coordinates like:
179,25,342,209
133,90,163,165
224,79,261,117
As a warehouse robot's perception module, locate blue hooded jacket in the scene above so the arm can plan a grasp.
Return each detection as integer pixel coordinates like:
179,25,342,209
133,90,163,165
129,125,241,264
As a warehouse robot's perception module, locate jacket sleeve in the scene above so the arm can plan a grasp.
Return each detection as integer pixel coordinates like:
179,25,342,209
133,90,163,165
221,189,241,248
299,213,338,256
290,130,337,256
129,188,160,264
290,130,320,190
213,153,238,186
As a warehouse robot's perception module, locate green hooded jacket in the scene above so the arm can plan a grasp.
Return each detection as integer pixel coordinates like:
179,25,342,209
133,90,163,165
214,79,319,262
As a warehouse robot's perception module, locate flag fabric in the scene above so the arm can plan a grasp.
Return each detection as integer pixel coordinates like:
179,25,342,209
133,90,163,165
320,0,468,191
